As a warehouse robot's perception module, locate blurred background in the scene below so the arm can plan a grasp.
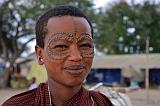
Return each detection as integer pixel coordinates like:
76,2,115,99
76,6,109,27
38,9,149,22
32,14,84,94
0,0,160,106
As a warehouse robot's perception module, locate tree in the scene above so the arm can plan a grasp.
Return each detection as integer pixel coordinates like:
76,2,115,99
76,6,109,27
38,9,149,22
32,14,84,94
94,1,160,54
0,0,97,88
0,0,37,88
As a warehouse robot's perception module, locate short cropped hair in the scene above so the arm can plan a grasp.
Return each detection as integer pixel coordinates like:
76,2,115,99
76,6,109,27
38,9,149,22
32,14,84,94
35,5,93,48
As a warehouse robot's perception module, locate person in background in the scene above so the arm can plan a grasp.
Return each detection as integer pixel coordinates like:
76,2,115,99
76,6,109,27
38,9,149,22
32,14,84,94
3,5,114,106
28,77,38,90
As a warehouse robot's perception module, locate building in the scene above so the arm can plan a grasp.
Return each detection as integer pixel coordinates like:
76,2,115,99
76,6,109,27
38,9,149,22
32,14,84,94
86,54,160,88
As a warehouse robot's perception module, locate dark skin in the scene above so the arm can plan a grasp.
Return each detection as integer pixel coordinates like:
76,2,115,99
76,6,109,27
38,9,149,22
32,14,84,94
35,16,94,106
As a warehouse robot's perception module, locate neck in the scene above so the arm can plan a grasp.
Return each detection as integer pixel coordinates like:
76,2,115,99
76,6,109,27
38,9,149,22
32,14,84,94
48,79,82,106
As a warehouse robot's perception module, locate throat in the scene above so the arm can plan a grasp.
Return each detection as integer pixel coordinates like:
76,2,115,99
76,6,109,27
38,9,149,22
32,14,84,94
47,82,82,105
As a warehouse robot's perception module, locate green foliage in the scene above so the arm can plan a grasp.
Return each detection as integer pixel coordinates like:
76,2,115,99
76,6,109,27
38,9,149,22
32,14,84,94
0,0,96,62
0,0,97,87
95,1,160,54
0,0,36,63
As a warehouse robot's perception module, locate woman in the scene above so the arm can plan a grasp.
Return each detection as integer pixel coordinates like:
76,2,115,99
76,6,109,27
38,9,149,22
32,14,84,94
3,5,114,106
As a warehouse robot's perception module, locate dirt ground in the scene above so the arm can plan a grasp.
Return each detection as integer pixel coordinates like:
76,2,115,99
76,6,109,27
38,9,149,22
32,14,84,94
127,89,160,106
0,88,27,105
0,88,160,106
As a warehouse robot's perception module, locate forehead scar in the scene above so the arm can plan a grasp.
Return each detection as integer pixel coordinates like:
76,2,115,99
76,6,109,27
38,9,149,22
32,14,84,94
47,32,93,47
47,32,73,44
80,32,92,40
72,17,77,35
71,17,92,41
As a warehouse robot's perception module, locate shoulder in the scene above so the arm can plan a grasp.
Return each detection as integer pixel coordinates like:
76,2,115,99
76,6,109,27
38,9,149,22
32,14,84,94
2,83,47,106
2,88,37,106
89,90,114,106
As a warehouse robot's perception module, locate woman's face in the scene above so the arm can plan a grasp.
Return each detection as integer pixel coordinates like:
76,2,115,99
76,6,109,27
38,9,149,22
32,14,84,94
37,16,94,87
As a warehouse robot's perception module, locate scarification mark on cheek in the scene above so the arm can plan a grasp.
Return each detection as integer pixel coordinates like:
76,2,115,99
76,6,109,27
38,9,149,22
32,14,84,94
47,32,94,60
46,17,94,60
48,48,68,59
47,32,73,60
79,33,94,58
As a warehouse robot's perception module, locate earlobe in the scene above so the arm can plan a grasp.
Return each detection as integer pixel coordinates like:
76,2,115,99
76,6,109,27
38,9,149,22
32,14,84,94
35,45,44,65
38,56,44,65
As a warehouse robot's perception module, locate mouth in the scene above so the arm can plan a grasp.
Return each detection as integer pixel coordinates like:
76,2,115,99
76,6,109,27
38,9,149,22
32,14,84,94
64,65,85,74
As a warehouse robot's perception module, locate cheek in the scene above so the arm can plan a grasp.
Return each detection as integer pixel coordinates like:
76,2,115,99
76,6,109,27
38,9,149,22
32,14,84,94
43,56,64,74
85,58,93,71
44,60,64,81
47,44,69,60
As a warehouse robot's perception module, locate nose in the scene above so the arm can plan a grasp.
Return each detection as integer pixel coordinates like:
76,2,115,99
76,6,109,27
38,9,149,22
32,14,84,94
68,45,82,61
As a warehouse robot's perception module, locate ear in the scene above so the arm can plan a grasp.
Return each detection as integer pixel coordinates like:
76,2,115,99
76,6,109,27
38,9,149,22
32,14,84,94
35,45,44,65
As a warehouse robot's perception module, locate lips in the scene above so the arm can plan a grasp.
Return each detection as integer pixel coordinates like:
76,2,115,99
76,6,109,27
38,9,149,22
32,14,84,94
64,65,85,74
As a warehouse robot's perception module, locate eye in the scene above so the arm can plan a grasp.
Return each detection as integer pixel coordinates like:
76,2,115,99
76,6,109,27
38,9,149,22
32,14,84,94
80,44,92,48
54,45,68,51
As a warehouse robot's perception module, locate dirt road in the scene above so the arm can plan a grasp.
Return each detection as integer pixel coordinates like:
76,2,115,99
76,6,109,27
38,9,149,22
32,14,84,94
128,89,160,106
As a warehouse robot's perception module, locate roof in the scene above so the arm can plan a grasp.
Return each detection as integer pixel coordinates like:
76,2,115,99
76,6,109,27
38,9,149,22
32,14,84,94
92,53,160,69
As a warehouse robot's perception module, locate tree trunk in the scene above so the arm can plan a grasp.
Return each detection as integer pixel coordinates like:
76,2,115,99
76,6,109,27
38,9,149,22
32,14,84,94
0,15,10,88
0,68,10,88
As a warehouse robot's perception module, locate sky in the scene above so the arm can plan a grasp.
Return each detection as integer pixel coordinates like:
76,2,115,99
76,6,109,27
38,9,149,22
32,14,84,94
94,0,115,8
94,0,160,8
